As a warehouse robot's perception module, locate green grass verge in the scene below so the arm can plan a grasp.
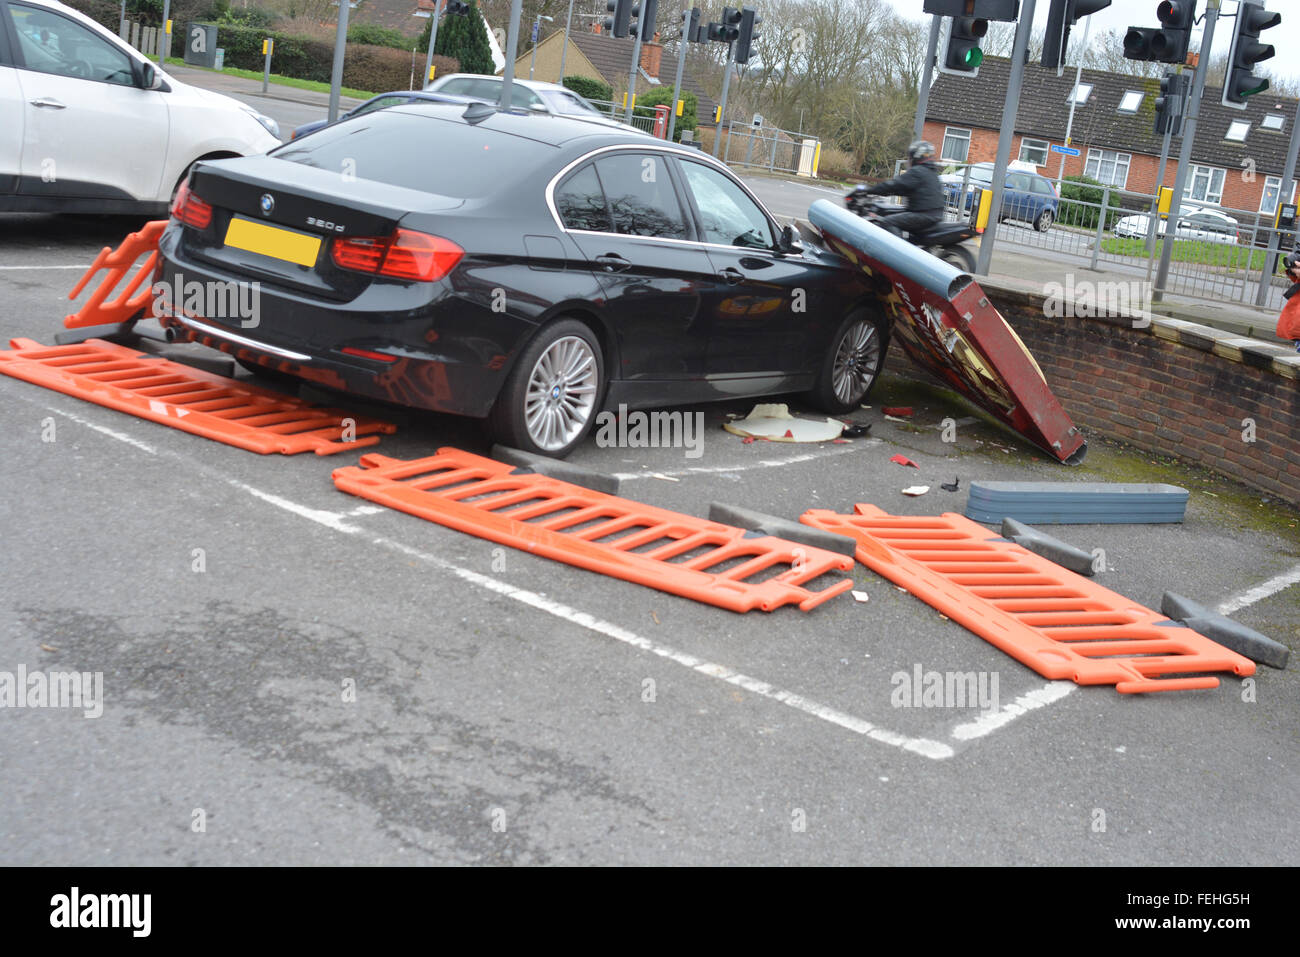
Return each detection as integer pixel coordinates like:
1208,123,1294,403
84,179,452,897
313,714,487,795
164,57,374,100
1100,235,1285,273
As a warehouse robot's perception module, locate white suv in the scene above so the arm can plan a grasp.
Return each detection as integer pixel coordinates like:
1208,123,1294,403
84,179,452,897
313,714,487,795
0,0,281,214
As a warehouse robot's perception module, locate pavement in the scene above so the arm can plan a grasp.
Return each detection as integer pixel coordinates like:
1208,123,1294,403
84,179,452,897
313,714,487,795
1,68,1297,867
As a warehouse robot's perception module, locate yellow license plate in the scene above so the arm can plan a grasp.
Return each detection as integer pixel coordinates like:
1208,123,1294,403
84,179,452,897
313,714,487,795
224,217,322,267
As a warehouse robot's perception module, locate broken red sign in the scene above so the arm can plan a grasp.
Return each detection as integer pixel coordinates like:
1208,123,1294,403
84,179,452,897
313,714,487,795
890,454,919,468
882,407,914,417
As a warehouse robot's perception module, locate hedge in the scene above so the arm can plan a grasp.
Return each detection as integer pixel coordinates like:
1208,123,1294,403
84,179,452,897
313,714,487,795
562,75,613,102
1058,174,1126,231
635,86,697,141
207,23,457,92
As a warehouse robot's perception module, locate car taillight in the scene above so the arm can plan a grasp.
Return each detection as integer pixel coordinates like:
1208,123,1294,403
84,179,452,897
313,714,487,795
330,229,463,282
171,180,212,229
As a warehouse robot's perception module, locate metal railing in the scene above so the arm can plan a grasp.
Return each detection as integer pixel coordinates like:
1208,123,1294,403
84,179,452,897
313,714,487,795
721,123,820,177
922,161,1293,312
585,98,658,134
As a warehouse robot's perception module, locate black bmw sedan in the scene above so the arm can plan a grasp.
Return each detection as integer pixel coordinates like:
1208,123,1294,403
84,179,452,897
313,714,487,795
156,101,888,456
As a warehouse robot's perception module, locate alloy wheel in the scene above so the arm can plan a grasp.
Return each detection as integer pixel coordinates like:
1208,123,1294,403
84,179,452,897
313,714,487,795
831,319,881,405
523,335,599,452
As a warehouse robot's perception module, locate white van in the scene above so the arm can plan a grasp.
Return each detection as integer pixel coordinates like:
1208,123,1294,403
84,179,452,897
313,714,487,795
0,0,281,214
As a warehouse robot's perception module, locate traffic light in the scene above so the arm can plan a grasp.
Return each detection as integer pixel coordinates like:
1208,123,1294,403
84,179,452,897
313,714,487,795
605,0,632,38
1154,70,1186,136
939,16,987,76
1043,1,1113,71
1222,0,1281,109
629,0,658,40
684,7,703,44
1124,0,1197,64
706,7,741,44
735,8,761,64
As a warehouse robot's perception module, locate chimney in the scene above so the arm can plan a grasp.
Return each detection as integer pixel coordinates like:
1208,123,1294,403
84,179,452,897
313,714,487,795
640,38,663,78
1186,51,1199,68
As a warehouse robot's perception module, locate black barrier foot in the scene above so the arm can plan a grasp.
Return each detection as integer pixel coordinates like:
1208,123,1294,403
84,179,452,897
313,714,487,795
491,445,621,496
1000,517,1096,576
1161,592,1290,670
709,502,858,557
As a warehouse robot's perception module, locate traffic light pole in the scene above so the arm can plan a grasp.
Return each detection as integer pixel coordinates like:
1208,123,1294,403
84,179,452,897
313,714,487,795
711,41,735,158
667,13,689,141
424,0,443,89
499,0,523,111
912,15,942,143
625,23,646,122
1254,96,1300,306
1154,0,1220,301
974,0,1035,277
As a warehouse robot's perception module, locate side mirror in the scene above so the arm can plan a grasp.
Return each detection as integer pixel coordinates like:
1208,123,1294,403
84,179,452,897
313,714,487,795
136,61,156,90
778,224,801,254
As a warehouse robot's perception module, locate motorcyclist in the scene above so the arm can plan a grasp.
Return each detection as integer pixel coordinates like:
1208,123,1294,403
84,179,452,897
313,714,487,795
852,140,945,239
1277,250,1300,350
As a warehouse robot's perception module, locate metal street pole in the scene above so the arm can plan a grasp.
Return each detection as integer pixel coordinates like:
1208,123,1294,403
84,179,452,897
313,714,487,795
1057,13,1091,182
158,0,169,64
119,0,126,37
1254,96,1300,306
423,0,443,89
560,0,576,82
328,0,353,122
624,16,647,122
667,8,688,142
499,0,524,111
912,14,941,143
711,40,735,157
530,15,539,79
1154,0,1220,301
975,0,1035,277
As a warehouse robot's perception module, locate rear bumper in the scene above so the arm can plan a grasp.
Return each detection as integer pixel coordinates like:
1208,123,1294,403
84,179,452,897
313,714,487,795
156,223,527,417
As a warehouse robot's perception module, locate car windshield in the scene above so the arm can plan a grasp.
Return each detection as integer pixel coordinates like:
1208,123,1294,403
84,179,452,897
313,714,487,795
967,166,994,184
541,90,602,116
271,111,549,198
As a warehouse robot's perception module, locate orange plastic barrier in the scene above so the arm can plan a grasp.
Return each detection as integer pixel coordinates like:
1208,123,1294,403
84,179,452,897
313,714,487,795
801,505,1256,693
0,338,395,456
333,448,855,613
63,220,166,330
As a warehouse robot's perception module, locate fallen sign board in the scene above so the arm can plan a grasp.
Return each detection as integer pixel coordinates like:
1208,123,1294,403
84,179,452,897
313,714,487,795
0,337,395,455
332,448,855,613
807,199,1086,464
967,481,1188,525
801,504,1255,693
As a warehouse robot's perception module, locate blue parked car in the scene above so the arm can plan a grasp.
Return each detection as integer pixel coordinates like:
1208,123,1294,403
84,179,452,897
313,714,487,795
941,162,1060,232
290,90,477,140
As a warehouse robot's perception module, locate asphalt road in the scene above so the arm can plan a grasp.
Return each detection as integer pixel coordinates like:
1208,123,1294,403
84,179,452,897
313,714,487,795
1,210,1297,865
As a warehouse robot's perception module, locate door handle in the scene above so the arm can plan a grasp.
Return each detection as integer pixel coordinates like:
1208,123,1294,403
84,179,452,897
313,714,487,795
719,267,744,285
594,253,631,272
29,97,66,109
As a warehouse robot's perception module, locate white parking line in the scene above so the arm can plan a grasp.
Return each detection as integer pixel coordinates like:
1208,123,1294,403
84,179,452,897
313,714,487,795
0,264,91,270
46,406,159,454
949,681,1075,742
614,443,872,481
1217,563,1300,615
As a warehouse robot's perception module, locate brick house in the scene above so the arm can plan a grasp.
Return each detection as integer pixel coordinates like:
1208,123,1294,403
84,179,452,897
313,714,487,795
923,57,1297,219
510,29,717,123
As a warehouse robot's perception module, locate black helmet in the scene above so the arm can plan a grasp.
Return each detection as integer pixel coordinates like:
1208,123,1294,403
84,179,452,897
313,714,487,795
908,140,935,165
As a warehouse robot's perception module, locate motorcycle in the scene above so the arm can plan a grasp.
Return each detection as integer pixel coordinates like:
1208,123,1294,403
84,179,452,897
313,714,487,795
844,191,978,274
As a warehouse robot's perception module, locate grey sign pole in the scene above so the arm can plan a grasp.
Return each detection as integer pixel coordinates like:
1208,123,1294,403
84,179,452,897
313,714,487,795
667,8,689,142
975,0,1035,277
327,0,353,123
158,0,169,64
499,0,524,111
711,41,735,158
1254,96,1300,306
912,15,941,143
1154,0,1220,301
560,0,576,81
424,1,444,89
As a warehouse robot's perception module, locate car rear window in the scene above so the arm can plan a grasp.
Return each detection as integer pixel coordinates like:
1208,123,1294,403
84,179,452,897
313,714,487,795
271,111,551,198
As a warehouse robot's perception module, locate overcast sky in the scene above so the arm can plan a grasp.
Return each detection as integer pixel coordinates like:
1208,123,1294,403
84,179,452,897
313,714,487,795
882,0,1299,81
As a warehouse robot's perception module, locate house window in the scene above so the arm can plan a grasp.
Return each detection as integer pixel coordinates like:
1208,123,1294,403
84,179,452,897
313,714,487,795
1262,114,1285,131
1071,83,1093,105
1185,165,1226,205
1083,149,1131,188
1018,138,1049,167
1118,91,1144,114
1261,176,1297,216
941,127,971,163
1226,120,1250,142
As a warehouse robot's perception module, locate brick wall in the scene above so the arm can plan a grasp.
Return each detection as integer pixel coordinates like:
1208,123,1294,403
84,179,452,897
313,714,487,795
955,282,1300,507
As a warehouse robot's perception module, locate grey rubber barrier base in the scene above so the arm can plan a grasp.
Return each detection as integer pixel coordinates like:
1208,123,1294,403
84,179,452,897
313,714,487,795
1161,592,1290,670
966,481,1188,524
1000,518,1096,576
708,502,858,557
490,445,621,495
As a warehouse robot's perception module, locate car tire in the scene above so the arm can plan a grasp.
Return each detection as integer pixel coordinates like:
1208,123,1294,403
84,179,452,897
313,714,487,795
488,318,605,458
937,245,976,273
806,308,886,415
1035,209,1055,232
